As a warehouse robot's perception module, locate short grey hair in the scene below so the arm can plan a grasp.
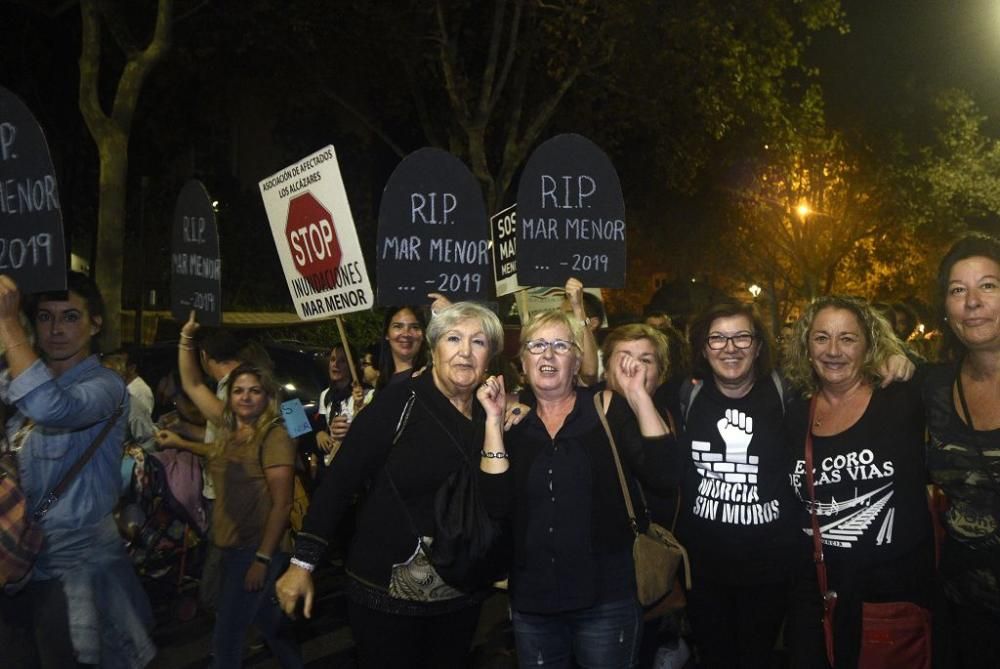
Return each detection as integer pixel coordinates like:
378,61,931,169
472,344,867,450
425,302,504,358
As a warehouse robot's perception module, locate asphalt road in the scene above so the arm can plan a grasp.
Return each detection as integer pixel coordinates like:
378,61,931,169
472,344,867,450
145,563,517,669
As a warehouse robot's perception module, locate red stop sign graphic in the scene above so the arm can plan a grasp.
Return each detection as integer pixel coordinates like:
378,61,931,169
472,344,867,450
285,193,342,292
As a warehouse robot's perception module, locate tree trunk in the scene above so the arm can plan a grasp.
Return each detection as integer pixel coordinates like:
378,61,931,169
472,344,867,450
94,131,128,349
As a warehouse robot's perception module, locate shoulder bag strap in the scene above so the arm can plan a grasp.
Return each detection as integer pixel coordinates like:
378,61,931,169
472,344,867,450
33,393,126,520
593,392,640,536
383,391,426,542
804,394,837,667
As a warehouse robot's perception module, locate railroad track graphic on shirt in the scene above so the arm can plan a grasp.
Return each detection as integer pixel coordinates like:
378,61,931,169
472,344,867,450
691,409,758,485
803,483,896,547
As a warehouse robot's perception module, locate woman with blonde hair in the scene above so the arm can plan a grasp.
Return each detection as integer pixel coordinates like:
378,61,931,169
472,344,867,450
477,310,680,668
784,295,933,668
158,361,301,668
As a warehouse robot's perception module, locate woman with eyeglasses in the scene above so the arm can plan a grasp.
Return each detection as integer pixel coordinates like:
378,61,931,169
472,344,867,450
674,300,803,668
477,309,680,668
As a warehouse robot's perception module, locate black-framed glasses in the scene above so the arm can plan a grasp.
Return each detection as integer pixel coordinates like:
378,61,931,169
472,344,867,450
524,339,577,355
706,333,755,350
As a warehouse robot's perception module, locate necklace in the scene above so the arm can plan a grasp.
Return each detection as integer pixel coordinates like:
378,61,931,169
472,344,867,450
812,383,870,428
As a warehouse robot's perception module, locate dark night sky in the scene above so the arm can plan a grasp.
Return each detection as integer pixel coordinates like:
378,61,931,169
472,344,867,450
814,0,1000,131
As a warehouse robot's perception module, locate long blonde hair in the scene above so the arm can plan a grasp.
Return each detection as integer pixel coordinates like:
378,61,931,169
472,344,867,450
216,364,281,451
783,295,905,395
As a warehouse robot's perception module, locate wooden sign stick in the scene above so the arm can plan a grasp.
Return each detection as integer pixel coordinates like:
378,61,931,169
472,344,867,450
335,316,360,385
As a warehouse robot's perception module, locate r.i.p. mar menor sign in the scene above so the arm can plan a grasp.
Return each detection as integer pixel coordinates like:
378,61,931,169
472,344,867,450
0,85,67,294
516,133,626,289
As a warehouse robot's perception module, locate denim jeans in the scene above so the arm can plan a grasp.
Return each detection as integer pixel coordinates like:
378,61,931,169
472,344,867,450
212,548,302,669
512,597,642,669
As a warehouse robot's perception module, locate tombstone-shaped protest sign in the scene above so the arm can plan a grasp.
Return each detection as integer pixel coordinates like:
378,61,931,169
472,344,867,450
0,86,67,294
259,146,374,320
490,205,523,297
171,180,221,325
516,134,626,288
377,148,490,305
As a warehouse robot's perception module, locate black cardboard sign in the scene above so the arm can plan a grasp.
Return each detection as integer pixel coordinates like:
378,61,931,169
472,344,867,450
515,134,626,288
376,148,490,305
0,86,67,294
171,180,221,325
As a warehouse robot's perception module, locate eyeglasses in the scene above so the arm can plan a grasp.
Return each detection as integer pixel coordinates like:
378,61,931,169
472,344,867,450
706,333,755,350
524,339,577,355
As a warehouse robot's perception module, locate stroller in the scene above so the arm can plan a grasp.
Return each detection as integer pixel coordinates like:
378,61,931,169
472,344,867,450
119,444,208,621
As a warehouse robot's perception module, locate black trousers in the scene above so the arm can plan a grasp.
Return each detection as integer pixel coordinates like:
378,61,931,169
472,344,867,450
0,578,85,668
685,576,790,669
347,598,483,668
786,542,934,669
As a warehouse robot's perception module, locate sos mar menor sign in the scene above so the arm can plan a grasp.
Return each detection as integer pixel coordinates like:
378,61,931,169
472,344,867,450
515,133,626,289
259,145,373,320
171,179,221,325
0,85,67,294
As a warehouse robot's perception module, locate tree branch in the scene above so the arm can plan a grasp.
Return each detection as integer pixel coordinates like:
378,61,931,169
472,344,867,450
110,0,173,133
78,0,110,139
487,0,522,116
435,0,469,123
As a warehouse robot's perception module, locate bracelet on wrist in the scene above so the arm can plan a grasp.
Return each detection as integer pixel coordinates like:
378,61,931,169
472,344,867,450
481,450,509,459
255,552,272,565
290,557,315,573
179,332,194,340
178,344,194,351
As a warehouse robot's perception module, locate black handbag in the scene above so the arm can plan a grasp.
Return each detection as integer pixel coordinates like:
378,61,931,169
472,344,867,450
385,390,507,596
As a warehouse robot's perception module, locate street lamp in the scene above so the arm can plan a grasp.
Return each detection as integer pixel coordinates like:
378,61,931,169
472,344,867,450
748,284,762,299
796,200,811,219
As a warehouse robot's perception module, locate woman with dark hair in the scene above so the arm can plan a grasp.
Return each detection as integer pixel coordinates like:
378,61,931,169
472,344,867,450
316,343,372,467
277,302,506,668
377,306,427,389
923,232,1000,668
158,362,301,668
784,295,933,668
674,300,801,668
0,271,156,667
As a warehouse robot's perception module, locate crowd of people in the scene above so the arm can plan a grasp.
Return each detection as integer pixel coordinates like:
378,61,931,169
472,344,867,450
0,231,997,668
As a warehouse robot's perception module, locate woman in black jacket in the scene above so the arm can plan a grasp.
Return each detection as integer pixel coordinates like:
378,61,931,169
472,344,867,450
275,301,504,668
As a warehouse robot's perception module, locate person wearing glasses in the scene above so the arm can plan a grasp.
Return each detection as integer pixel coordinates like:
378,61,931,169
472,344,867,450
478,309,680,668
675,300,802,668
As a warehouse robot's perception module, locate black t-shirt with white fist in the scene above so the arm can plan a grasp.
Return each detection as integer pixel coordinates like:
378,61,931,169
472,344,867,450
676,376,802,584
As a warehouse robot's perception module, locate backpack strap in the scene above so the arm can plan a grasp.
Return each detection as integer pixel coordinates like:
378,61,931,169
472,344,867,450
770,370,791,414
680,378,703,425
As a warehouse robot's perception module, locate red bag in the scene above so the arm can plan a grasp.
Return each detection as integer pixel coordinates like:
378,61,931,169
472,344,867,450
0,455,44,590
858,601,932,669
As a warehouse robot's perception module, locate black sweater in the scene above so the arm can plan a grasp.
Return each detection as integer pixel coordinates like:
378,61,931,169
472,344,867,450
294,372,503,594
